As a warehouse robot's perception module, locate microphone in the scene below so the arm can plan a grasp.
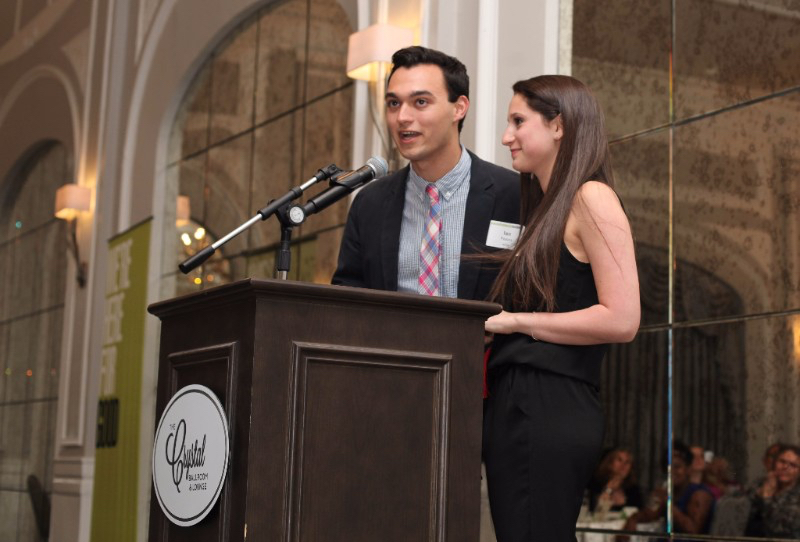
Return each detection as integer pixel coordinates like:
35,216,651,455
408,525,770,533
299,156,388,218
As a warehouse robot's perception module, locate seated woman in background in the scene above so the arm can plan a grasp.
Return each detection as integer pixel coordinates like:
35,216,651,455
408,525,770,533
620,440,714,540
704,455,740,498
746,444,800,539
588,447,643,514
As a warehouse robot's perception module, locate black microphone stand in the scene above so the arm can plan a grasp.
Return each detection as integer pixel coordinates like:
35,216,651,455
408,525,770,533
274,204,298,280
178,164,342,277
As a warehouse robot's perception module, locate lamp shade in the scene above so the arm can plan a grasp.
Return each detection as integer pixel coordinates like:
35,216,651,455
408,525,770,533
793,314,800,364
176,195,191,225
54,184,91,220
346,24,414,81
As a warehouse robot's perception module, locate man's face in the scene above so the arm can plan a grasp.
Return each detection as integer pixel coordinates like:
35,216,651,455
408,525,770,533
384,64,468,166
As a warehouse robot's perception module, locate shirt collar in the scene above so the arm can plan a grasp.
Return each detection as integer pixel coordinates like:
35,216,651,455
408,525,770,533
408,146,471,202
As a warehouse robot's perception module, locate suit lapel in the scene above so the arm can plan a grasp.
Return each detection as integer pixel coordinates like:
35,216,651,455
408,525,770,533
458,156,496,299
380,167,408,291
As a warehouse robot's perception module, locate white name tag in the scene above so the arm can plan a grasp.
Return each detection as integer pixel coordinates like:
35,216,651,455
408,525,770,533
486,220,521,249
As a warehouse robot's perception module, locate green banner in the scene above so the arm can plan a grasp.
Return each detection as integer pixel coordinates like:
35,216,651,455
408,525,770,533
90,218,151,542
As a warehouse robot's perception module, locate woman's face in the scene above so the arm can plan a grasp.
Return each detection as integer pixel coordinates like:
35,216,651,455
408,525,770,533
690,446,706,473
611,451,633,478
774,450,800,487
672,454,689,488
501,93,562,184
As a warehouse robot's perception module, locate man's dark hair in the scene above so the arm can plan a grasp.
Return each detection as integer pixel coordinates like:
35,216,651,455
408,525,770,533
672,439,694,467
661,439,694,469
388,46,469,132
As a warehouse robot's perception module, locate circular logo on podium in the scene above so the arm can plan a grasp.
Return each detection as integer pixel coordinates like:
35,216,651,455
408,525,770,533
152,384,230,527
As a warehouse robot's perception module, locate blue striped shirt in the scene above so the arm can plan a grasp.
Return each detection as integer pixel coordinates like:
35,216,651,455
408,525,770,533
397,147,472,297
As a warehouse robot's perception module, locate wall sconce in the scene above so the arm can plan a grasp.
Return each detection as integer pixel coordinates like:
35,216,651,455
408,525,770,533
346,24,414,82
176,195,190,227
54,184,91,287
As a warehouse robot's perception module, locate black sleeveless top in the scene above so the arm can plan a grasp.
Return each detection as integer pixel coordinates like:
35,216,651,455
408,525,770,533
487,243,608,387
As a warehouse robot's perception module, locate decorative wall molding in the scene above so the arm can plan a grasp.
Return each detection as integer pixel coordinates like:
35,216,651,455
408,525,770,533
52,456,95,496
0,0,76,66
558,0,573,75
136,0,163,63
474,0,499,163
0,64,82,171
61,27,91,96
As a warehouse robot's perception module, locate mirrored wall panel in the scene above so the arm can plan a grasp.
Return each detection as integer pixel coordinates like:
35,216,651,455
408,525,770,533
305,0,352,102
573,0,800,539
611,130,671,327
298,86,354,238
205,132,253,256
674,92,800,321
208,19,257,147
164,0,354,295
0,142,69,542
251,112,303,249
572,0,671,139
255,0,308,124
674,314,800,539
578,329,669,539
167,63,211,163
674,0,800,120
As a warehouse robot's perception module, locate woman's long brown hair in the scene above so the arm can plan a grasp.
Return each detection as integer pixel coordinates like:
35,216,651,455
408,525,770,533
489,75,616,311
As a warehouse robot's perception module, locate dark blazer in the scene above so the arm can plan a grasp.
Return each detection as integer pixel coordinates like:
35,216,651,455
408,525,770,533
332,151,520,301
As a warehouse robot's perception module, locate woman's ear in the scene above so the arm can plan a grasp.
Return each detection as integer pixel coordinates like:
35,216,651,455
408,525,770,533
551,114,564,141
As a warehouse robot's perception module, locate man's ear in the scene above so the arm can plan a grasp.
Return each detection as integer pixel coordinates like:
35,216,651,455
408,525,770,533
552,114,564,141
454,95,470,123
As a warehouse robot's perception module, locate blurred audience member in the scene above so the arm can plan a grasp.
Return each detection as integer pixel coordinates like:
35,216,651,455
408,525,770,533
704,455,740,498
763,442,785,474
619,440,714,540
746,444,800,539
742,442,789,503
689,445,707,486
588,447,644,515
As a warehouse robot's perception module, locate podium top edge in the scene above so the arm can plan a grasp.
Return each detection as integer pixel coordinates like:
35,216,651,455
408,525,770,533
148,278,502,319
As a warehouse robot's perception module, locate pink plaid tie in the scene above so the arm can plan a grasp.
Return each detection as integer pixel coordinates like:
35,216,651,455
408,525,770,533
419,184,441,296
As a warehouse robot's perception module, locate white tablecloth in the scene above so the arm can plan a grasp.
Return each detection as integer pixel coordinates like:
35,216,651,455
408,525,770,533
576,517,664,542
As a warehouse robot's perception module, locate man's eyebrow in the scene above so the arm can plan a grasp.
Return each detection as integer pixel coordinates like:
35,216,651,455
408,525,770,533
384,90,435,100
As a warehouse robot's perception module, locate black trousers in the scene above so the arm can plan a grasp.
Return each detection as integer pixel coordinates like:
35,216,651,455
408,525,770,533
483,365,605,542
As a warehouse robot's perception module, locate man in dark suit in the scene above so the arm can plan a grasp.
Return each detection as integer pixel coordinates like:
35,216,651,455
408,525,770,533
332,46,519,301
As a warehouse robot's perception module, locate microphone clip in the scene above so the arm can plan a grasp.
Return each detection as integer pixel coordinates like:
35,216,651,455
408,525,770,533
315,164,344,184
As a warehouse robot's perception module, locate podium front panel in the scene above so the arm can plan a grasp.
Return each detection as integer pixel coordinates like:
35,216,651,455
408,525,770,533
286,342,450,541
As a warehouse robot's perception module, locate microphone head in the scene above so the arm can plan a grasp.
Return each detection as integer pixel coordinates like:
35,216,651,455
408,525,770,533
366,156,389,178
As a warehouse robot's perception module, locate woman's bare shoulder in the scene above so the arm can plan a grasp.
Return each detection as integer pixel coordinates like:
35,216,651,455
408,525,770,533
573,180,624,220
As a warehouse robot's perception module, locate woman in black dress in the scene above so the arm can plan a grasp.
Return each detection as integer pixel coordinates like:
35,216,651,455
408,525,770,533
483,75,640,541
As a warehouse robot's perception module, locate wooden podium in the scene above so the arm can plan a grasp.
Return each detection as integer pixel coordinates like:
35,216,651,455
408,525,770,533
147,279,499,541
